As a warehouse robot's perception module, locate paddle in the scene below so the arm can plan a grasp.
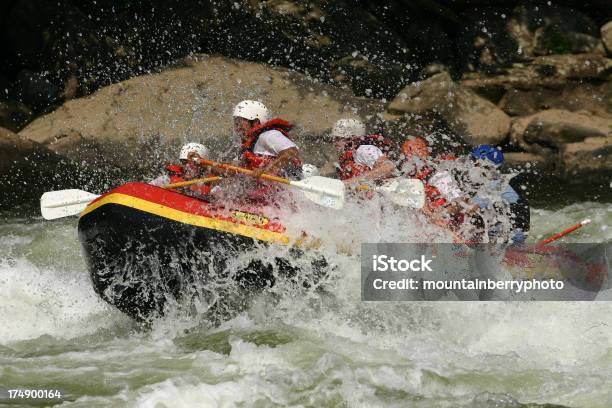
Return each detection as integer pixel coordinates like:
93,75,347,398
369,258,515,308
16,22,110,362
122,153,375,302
353,178,425,208
195,159,346,210
40,177,223,220
376,178,425,208
503,219,592,268
41,189,101,220
538,219,591,245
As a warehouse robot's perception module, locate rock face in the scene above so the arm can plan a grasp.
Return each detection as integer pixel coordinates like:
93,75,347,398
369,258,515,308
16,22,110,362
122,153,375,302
562,137,612,176
0,101,33,132
461,54,612,92
19,55,382,175
387,72,510,146
2,2,612,189
602,21,612,55
511,110,610,148
497,82,612,118
458,5,605,73
0,127,82,209
509,109,612,177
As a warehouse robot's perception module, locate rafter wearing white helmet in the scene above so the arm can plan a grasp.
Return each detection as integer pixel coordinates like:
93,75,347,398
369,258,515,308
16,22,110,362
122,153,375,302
331,118,366,139
333,118,395,182
179,142,209,161
149,142,210,188
232,100,301,179
233,100,270,122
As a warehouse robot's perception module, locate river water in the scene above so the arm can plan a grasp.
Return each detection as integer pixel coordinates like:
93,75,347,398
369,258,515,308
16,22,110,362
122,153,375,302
1,199,611,407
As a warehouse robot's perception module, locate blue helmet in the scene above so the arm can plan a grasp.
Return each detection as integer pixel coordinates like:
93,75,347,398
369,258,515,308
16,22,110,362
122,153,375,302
470,145,504,167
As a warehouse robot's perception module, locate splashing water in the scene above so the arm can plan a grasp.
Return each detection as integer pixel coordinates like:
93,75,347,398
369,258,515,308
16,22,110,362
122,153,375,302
0,197,611,407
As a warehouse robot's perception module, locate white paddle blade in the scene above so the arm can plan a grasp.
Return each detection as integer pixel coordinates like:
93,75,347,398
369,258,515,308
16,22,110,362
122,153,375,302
379,178,425,208
40,189,99,220
291,176,345,210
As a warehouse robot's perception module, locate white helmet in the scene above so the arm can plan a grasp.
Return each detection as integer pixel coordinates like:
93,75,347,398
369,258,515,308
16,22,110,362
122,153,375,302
179,142,209,160
233,100,270,122
301,163,319,178
331,118,366,139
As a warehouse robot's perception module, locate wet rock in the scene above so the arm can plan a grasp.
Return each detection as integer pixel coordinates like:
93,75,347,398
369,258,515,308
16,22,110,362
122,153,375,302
562,136,612,176
0,127,47,174
449,87,511,146
387,72,455,113
13,70,61,111
498,82,612,118
456,8,520,73
461,54,612,93
504,151,549,172
18,55,382,176
0,74,10,100
507,5,602,57
602,21,612,55
0,127,80,209
0,101,34,132
510,109,611,152
2,0,157,99
388,72,510,146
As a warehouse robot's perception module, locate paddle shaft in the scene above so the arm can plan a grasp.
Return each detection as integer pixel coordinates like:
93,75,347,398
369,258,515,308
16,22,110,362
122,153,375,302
538,219,591,245
196,159,290,184
44,196,98,208
163,176,221,189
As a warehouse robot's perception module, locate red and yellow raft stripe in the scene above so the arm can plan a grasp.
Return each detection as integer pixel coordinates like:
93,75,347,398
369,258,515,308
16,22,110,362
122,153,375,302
80,193,290,245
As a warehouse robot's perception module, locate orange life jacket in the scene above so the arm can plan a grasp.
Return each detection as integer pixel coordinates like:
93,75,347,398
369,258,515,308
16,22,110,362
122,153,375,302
165,164,212,197
240,118,302,177
337,134,394,181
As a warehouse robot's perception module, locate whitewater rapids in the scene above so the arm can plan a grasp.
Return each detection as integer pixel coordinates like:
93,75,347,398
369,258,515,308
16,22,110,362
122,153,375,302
0,201,611,407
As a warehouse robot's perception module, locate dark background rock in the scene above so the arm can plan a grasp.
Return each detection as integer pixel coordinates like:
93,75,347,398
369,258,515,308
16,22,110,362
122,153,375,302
1,0,611,107
0,100,33,132
602,21,612,54
0,127,97,211
0,0,611,197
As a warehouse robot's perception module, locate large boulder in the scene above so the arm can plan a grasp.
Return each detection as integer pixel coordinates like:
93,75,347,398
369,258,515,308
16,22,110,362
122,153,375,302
19,55,382,176
506,5,603,58
387,72,510,146
509,109,612,180
0,127,83,209
510,109,611,152
0,100,34,132
456,4,604,73
461,54,612,93
12,70,62,111
603,21,612,55
562,136,612,176
498,82,612,118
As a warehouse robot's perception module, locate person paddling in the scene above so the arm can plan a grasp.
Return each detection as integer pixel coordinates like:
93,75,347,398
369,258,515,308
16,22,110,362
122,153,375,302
232,100,303,179
190,100,303,205
150,142,214,198
466,145,530,245
332,118,396,185
400,136,483,243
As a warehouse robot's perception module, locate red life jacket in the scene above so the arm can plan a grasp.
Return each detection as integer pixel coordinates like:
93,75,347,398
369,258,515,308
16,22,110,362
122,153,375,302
164,164,212,196
240,119,302,175
420,155,457,209
337,134,394,181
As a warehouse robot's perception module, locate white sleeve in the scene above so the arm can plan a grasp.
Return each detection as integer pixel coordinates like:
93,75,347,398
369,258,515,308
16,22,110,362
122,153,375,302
252,130,297,156
354,145,384,169
429,171,462,201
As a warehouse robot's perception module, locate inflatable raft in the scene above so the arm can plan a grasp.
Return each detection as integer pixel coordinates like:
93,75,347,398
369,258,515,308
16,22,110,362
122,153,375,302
78,182,324,320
